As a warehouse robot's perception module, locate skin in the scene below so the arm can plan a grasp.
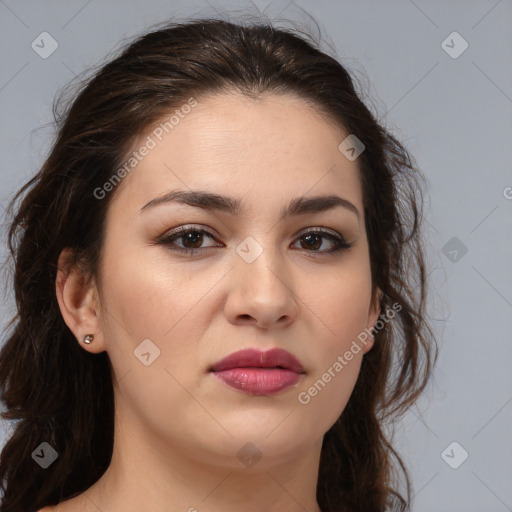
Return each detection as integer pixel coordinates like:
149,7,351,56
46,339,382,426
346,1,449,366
51,90,381,512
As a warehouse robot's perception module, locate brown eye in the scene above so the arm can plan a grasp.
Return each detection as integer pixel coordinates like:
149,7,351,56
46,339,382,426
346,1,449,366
293,229,352,255
159,227,221,254
178,230,205,249
158,226,352,256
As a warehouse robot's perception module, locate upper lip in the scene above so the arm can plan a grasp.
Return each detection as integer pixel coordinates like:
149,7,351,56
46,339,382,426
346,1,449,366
209,348,305,374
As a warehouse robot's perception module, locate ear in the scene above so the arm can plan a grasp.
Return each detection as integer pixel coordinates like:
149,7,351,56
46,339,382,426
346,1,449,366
55,247,106,354
362,286,382,354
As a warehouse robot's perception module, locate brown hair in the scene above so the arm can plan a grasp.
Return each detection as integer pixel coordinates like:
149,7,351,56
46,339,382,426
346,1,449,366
0,17,437,512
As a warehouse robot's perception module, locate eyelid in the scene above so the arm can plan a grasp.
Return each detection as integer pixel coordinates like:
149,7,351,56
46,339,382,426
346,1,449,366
157,224,352,255
160,224,344,239
159,224,221,246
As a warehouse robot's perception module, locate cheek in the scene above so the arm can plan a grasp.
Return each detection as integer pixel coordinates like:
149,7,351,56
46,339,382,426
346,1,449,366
97,242,228,378
307,259,373,347
99,242,198,337
96,248,213,439
296,287,369,432
295,260,372,426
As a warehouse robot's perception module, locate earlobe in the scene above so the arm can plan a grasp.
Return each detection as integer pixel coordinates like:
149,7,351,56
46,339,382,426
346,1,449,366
55,248,105,353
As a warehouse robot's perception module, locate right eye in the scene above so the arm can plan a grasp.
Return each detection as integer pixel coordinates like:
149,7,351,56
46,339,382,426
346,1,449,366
158,226,223,254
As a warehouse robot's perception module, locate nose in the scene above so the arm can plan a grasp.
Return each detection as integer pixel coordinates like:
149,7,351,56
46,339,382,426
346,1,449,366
224,242,299,330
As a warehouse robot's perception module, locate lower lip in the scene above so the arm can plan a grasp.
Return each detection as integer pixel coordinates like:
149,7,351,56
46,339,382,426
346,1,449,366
211,368,303,395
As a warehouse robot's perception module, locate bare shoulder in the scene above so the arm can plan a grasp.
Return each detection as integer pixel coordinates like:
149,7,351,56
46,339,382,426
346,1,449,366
36,496,94,512
36,488,101,512
37,505,76,512
36,503,76,512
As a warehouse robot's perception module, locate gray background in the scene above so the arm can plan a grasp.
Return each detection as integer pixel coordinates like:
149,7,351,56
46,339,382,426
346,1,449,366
1,0,511,511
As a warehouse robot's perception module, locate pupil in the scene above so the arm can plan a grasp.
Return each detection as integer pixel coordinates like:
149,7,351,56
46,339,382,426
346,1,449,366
303,234,321,250
184,232,203,248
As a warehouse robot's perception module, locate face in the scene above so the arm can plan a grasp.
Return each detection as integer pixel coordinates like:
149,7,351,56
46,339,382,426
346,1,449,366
79,91,380,469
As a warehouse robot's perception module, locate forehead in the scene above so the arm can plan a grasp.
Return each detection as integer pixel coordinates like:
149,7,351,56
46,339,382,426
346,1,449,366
111,91,364,216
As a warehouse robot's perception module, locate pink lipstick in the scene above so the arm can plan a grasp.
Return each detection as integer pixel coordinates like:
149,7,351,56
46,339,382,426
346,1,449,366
209,348,305,396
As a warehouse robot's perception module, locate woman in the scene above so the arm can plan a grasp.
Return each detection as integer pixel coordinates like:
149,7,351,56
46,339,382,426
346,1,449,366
0,17,437,512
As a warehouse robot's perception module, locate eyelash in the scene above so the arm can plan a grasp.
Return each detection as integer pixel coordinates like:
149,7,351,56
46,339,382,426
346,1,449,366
157,225,353,257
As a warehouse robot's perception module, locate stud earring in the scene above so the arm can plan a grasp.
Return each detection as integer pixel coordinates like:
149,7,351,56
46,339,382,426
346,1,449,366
82,334,94,344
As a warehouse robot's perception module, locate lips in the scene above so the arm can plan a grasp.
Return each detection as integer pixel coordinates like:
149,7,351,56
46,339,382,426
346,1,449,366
209,348,305,396
209,348,305,374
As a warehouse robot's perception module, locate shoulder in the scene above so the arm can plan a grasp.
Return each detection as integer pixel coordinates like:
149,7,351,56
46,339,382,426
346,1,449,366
36,498,89,511
36,493,94,511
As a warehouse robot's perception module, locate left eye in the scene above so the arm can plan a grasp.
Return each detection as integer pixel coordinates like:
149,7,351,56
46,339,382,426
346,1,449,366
158,226,352,255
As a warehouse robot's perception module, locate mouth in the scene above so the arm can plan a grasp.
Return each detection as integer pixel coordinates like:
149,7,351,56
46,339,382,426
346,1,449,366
209,347,305,396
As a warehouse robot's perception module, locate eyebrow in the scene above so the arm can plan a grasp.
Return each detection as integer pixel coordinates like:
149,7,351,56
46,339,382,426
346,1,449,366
140,190,360,223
